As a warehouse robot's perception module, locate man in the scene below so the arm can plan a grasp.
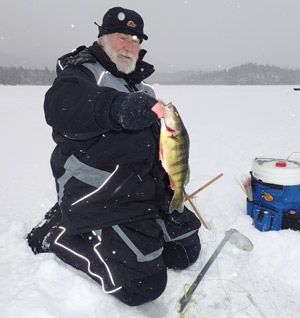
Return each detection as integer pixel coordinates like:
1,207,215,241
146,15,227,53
27,7,201,306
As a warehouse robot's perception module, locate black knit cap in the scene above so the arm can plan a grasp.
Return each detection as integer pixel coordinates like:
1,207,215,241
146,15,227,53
96,7,148,42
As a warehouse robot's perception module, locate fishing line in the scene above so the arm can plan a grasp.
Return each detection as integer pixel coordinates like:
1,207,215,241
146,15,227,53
214,251,233,317
181,225,258,318
176,215,217,317
215,258,266,318
285,151,300,161
223,279,266,318
178,284,197,318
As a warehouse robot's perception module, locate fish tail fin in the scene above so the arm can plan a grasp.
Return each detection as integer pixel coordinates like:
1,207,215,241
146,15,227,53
169,190,184,213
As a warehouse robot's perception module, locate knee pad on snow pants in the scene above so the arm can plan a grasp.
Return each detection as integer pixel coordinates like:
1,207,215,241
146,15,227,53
113,269,167,306
157,207,201,270
163,232,201,270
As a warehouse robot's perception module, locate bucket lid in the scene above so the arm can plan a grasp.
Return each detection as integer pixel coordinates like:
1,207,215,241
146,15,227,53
252,157,300,185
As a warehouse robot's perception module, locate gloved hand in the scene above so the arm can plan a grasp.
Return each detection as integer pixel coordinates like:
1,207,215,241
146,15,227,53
110,91,160,130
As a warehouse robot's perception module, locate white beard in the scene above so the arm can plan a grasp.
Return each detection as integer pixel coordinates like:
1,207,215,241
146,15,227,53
101,35,138,74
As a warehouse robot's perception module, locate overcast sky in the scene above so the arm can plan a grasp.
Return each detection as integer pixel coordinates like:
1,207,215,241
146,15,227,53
1,0,299,73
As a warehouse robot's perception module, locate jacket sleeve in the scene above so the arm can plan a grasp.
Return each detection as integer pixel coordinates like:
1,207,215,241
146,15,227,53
44,65,126,139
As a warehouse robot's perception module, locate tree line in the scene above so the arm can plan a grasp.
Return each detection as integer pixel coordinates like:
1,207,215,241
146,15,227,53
1,63,300,85
148,63,300,85
0,66,56,85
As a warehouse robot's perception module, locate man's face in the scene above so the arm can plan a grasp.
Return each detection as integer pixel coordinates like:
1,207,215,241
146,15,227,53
100,33,140,74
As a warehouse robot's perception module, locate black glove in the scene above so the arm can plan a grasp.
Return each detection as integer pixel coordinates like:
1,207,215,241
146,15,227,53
110,91,158,130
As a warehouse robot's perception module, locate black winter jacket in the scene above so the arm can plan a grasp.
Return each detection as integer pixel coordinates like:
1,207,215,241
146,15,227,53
44,42,171,235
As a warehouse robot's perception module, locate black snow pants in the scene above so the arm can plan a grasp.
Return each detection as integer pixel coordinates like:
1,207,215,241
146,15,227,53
38,205,201,306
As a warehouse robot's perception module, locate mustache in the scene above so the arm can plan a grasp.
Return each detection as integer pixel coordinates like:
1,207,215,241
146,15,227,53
117,51,135,60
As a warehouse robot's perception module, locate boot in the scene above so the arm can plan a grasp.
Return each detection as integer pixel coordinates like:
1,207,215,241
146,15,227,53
27,203,62,254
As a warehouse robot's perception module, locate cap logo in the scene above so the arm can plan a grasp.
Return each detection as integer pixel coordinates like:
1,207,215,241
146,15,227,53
118,12,125,21
127,20,137,28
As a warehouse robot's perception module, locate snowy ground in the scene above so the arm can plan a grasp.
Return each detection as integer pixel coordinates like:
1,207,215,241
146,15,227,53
1,85,300,318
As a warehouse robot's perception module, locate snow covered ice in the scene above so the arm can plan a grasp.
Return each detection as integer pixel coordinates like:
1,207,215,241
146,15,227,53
1,85,300,318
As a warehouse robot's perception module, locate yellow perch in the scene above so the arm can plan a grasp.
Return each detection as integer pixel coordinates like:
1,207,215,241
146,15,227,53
159,103,190,213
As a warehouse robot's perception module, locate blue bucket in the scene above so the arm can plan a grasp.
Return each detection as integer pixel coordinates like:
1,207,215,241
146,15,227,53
247,157,300,231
